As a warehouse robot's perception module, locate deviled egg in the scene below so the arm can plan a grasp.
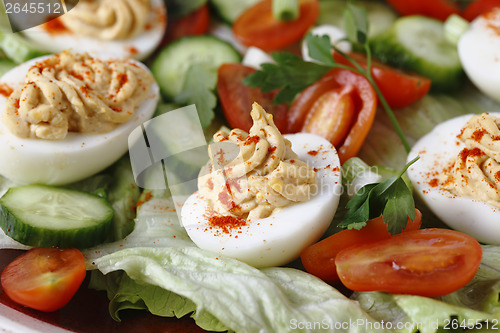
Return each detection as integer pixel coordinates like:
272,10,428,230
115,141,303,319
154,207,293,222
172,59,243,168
407,112,500,245
22,0,166,60
181,103,342,268
458,8,500,103
0,51,159,185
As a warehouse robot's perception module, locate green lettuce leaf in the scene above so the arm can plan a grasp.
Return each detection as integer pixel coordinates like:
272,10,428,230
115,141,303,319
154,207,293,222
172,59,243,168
82,197,195,268
92,246,383,332
90,270,230,331
440,246,500,317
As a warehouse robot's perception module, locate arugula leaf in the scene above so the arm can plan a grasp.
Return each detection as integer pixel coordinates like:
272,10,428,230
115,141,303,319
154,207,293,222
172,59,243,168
174,63,216,128
339,157,419,235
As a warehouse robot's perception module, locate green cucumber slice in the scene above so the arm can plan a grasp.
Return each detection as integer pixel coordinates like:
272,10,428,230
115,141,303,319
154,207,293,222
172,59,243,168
0,32,48,64
209,0,261,24
167,0,206,18
318,0,397,38
152,35,241,100
0,185,113,249
369,15,464,92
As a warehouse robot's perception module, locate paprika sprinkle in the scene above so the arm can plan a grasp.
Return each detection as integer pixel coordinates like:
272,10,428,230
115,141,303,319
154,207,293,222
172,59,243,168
208,215,247,234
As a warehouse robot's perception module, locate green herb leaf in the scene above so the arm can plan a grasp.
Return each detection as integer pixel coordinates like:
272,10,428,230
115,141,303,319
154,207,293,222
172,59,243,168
339,157,419,234
243,52,331,104
304,33,337,66
343,3,369,45
174,63,216,128
342,183,378,229
242,3,411,152
381,179,415,234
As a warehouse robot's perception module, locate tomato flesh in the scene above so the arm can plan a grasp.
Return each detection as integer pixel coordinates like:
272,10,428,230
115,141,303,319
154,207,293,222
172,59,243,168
287,68,377,163
233,0,320,51
163,4,210,44
385,0,459,21
333,52,432,109
302,85,355,147
335,228,482,297
217,63,287,133
301,209,422,283
1,248,86,312
462,0,500,21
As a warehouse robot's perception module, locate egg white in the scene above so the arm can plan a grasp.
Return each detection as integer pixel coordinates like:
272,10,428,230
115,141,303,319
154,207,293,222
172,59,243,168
301,25,351,63
21,0,166,61
458,8,500,104
0,54,159,185
181,133,342,268
407,113,500,245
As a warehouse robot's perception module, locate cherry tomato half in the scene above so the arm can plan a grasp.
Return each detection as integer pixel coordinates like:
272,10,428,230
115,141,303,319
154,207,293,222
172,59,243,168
1,248,86,312
217,63,288,132
462,0,500,21
336,228,483,297
385,0,460,21
301,209,422,284
233,0,320,51
333,52,432,109
163,4,210,44
287,68,377,163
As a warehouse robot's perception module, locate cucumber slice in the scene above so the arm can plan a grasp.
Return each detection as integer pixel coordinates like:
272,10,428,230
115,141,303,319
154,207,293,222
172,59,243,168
167,0,206,18
210,0,261,24
0,32,48,64
0,58,15,77
318,1,397,38
369,15,464,92
0,185,113,249
152,35,241,100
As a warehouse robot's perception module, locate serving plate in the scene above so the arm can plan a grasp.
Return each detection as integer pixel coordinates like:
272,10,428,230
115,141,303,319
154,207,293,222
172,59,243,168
0,250,207,333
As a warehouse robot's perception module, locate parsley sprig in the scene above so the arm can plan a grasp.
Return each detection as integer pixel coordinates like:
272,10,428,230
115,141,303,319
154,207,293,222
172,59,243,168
244,3,419,233
244,3,410,152
339,156,419,235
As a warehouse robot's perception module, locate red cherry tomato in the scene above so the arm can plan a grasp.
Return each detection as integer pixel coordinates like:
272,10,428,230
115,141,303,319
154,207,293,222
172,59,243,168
333,52,432,109
1,248,86,312
301,209,422,283
233,0,320,51
164,4,210,44
462,0,500,21
385,0,460,21
217,63,288,132
287,68,377,163
336,228,483,297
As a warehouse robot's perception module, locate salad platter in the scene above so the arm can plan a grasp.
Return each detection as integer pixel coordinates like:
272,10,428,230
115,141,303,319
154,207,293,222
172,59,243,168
0,0,499,332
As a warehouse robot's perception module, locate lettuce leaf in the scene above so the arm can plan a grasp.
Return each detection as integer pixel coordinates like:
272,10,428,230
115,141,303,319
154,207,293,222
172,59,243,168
440,246,500,317
89,270,226,330
83,197,195,268
92,246,383,332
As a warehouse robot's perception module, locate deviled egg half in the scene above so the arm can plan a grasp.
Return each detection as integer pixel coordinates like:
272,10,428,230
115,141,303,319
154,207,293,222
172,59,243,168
0,50,159,185
458,8,500,103
407,113,500,245
181,103,342,268
22,0,166,60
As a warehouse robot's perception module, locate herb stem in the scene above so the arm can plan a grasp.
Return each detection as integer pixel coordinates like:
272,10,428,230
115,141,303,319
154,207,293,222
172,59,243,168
363,45,411,153
333,46,411,153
